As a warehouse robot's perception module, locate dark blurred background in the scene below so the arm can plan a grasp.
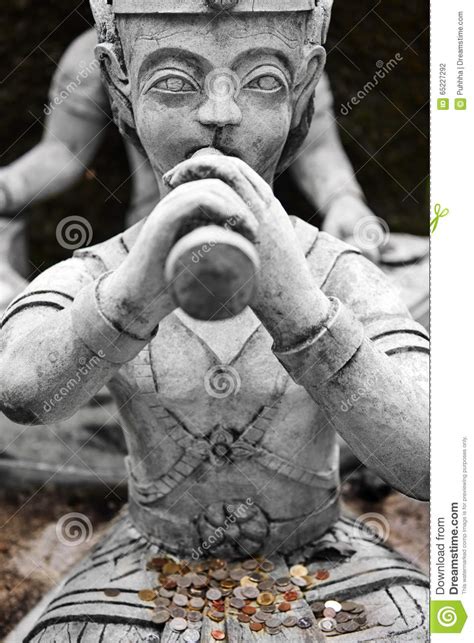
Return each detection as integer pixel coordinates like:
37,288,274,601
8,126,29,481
0,0,429,271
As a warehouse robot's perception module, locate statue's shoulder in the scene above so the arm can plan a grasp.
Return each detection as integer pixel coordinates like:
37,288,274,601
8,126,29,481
292,216,361,288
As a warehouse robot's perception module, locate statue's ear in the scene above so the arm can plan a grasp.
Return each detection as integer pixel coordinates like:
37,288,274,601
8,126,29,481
292,46,326,129
95,43,135,133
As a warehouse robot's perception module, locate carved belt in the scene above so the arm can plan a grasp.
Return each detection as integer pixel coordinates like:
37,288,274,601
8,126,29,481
126,403,338,506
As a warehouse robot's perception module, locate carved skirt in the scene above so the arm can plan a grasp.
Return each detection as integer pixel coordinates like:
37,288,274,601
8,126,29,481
24,509,429,642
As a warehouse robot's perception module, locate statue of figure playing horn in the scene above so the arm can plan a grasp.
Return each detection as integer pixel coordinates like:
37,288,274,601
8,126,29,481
0,1,429,640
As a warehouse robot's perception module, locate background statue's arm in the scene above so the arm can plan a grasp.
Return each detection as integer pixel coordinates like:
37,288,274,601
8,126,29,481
275,251,429,500
289,73,363,213
0,30,108,214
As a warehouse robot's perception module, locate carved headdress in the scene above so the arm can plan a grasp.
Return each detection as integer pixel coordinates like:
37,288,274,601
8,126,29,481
94,0,333,45
90,0,334,172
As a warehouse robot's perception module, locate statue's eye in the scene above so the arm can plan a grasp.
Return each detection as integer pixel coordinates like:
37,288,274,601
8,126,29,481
154,77,197,93
244,75,283,92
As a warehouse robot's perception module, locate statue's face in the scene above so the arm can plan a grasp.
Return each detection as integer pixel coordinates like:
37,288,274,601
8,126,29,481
118,13,319,183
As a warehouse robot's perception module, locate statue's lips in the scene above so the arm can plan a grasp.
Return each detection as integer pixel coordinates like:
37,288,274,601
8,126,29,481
184,145,243,160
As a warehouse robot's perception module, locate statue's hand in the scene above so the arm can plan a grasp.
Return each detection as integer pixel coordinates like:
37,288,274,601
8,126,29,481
323,194,382,263
104,174,258,336
164,155,330,346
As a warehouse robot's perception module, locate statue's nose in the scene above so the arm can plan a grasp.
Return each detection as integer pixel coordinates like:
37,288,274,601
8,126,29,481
198,96,242,127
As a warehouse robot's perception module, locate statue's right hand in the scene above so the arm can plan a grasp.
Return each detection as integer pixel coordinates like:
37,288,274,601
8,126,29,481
103,178,258,333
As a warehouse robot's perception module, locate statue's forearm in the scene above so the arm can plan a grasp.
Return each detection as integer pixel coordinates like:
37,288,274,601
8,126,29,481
0,104,106,214
290,111,363,213
0,307,122,424
274,299,429,500
0,140,86,213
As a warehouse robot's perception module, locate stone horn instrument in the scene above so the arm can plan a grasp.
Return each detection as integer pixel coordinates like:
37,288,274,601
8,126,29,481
164,148,260,321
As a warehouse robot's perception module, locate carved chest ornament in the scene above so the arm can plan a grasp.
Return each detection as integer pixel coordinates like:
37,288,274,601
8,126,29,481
110,0,316,14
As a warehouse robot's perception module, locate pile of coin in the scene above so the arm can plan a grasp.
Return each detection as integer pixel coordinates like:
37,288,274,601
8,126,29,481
311,599,368,636
114,555,369,640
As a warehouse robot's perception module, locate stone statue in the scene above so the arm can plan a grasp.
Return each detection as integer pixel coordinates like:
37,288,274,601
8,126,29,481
0,1,429,640
0,20,428,489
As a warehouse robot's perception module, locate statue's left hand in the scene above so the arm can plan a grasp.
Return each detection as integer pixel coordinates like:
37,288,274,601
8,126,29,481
164,155,331,346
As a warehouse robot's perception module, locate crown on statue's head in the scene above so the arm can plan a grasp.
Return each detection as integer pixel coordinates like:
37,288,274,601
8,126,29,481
107,0,317,13
95,0,333,45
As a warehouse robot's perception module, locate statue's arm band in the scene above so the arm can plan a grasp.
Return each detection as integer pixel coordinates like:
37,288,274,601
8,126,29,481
273,297,365,390
71,272,154,365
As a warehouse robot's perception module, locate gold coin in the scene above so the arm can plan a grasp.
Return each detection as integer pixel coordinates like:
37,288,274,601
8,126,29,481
240,575,257,587
290,564,308,577
138,589,157,602
163,561,180,575
257,592,275,606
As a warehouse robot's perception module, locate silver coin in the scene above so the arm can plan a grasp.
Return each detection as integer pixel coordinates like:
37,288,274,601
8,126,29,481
319,617,337,632
189,597,205,610
377,615,396,627
228,595,241,606
183,630,200,643
283,615,297,628
206,588,223,601
188,621,203,630
266,616,281,628
170,607,187,619
242,586,259,599
152,609,170,624
325,600,342,613
170,617,187,632
173,594,188,607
